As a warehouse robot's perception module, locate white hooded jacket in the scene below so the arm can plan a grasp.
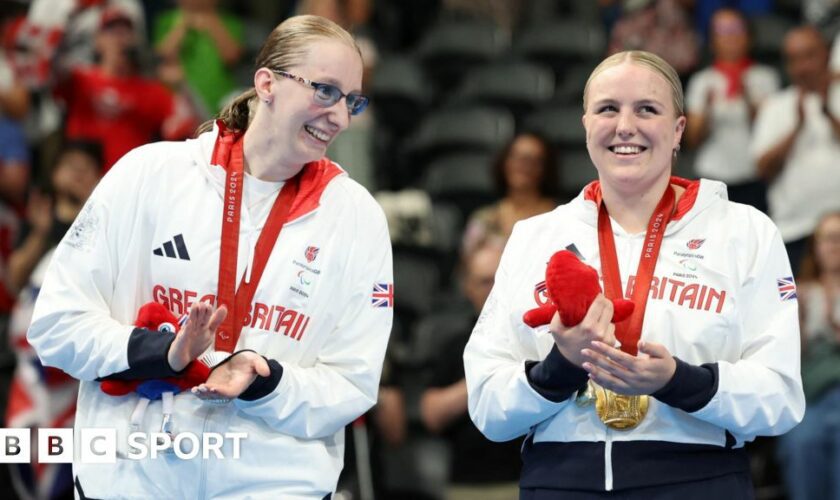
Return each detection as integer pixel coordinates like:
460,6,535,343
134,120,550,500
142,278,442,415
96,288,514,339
464,177,804,492
28,126,393,499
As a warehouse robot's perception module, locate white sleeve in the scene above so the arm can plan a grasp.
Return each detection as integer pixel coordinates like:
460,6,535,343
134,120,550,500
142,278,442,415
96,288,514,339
746,67,781,104
27,149,151,381
233,195,393,439
690,217,805,441
750,93,795,159
464,224,569,442
685,71,709,115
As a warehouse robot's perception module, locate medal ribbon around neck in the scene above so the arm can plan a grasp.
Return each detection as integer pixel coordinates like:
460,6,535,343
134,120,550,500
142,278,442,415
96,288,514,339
212,129,301,352
597,185,676,356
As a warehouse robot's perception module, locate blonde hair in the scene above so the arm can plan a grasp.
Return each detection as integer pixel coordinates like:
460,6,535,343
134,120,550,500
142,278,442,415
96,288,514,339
196,15,362,135
582,51,685,117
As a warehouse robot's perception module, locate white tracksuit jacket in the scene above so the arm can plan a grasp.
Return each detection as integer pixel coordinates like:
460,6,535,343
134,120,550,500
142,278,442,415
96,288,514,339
464,177,805,492
28,126,393,499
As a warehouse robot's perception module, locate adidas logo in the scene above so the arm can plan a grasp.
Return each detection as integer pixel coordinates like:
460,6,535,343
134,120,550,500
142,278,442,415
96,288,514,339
153,234,191,261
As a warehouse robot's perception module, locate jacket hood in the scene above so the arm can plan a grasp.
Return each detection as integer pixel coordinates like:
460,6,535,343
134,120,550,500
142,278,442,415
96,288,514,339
566,177,728,235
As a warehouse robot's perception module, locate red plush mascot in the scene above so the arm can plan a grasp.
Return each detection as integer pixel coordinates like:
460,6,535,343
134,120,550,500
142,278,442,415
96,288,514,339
99,302,213,437
523,250,635,328
100,302,210,397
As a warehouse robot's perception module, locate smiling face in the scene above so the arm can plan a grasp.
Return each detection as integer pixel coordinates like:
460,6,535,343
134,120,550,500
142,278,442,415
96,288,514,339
259,39,363,171
582,61,685,195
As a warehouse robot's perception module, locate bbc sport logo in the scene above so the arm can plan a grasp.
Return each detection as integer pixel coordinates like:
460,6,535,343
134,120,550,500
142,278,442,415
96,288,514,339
0,428,247,463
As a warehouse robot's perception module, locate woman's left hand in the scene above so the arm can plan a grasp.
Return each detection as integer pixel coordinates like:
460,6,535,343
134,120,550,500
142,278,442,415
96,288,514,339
192,351,271,400
581,340,677,395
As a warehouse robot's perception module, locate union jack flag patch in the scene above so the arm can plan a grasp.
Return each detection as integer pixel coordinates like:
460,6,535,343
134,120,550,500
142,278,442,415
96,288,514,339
371,283,394,308
777,277,797,301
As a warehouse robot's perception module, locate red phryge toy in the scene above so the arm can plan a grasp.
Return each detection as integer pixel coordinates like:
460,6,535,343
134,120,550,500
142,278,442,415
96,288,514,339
523,250,635,328
100,302,210,398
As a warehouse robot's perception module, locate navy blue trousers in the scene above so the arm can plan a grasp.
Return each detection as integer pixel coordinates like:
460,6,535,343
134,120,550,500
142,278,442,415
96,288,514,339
520,471,754,500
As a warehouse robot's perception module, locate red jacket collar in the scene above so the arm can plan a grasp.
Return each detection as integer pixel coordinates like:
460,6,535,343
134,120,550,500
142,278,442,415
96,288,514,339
289,157,343,220
583,176,700,221
211,121,343,221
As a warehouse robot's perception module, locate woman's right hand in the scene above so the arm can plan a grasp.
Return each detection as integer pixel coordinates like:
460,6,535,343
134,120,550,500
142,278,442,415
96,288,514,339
167,302,227,372
549,294,617,367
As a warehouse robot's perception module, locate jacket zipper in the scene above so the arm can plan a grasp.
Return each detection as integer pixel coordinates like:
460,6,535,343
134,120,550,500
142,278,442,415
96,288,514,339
604,229,631,492
604,428,614,491
196,407,215,500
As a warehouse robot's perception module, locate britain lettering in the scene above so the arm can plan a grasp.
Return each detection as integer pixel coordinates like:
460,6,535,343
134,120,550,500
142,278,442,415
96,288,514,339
151,285,310,340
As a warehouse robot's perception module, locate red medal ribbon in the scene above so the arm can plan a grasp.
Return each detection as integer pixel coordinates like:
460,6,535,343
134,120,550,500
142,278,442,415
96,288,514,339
597,186,676,356
212,129,300,352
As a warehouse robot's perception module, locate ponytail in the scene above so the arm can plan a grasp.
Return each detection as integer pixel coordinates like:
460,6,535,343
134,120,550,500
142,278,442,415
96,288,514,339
196,88,257,136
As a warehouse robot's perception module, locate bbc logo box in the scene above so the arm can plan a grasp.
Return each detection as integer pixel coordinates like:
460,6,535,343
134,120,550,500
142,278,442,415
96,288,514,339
0,429,30,463
0,428,115,464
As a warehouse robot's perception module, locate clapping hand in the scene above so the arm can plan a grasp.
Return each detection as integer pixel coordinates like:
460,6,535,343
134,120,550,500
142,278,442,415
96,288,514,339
167,302,227,372
549,294,618,367
192,350,270,400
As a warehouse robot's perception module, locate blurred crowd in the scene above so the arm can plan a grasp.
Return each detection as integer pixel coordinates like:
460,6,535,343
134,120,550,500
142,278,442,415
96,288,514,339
1,0,839,499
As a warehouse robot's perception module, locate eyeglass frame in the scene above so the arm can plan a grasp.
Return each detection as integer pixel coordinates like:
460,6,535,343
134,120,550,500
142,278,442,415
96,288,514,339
272,70,369,116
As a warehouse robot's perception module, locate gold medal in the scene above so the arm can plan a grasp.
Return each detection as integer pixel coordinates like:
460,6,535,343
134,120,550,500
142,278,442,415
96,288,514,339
592,382,648,430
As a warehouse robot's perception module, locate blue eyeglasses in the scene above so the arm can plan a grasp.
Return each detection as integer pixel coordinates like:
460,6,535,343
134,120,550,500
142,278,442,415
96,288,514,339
274,70,369,116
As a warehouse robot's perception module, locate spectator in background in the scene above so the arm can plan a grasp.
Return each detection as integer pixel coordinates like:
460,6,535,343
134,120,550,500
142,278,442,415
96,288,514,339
6,141,102,296
608,0,700,76
6,0,145,181
0,116,30,324
0,12,32,260
751,25,840,276
0,17,30,493
0,36,30,388
4,141,101,500
421,239,520,500
690,0,772,45
776,210,840,500
9,0,146,88
56,7,182,172
153,0,244,117
685,7,779,213
462,132,557,258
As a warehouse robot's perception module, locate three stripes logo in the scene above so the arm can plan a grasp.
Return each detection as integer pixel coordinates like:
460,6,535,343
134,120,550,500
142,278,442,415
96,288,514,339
153,234,191,261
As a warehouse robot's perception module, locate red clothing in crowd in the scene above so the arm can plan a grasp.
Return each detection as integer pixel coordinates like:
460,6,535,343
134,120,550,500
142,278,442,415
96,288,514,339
58,67,175,171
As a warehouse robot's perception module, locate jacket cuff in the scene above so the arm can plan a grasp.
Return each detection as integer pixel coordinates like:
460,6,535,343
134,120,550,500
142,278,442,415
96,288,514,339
238,356,284,401
100,328,182,380
652,358,719,412
525,345,590,402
